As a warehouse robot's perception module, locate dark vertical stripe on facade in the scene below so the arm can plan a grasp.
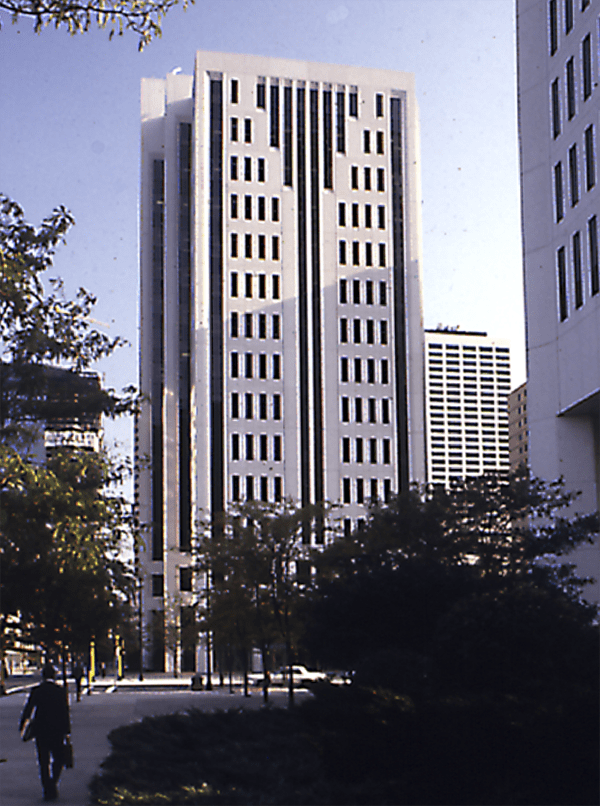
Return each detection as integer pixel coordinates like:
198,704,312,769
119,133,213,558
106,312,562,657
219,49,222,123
390,96,409,493
296,87,310,512
336,90,346,153
323,90,333,189
310,89,324,524
209,79,225,518
178,122,192,551
270,83,280,148
284,86,293,186
151,158,165,561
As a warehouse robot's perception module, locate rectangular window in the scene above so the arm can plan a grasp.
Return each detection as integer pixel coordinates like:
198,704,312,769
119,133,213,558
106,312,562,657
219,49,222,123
274,435,282,461
339,240,347,264
244,118,252,144
339,278,348,304
230,311,239,337
259,352,267,379
366,280,374,304
257,81,266,109
565,0,573,32
367,358,375,384
341,396,350,422
356,478,364,504
339,202,346,227
573,230,583,308
152,573,164,597
323,89,333,189
244,352,253,379
258,274,266,299
336,91,346,153
244,157,252,181
585,125,595,189
377,168,385,191
383,438,391,465
365,204,372,229
588,215,599,295
369,438,377,464
355,437,364,463
342,477,351,504
231,352,239,378
259,314,266,339
378,205,386,229
244,194,252,219
231,433,240,460
231,392,240,419
257,196,266,221
365,242,373,266
549,0,558,55
349,90,358,117
272,235,280,260
352,241,360,266
366,319,375,344
272,275,280,299
230,155,238,180
231,117,238,141
558,245,568,320
272,354,281,379
554,161,565,221
244,312,253,338
370,478,378,502
270,83,280,148
272,314,281,340
376,131,384,155
567,57,576,119
353,279,361,304
260,476,268,502
259,393,267,419
273,394,282,420
351,166,359,189
258,234,266,259
283,85,292,186
569,143,579,206
379,243,386,267
583,33,592,99
230,194,238,219
368,397,376,423
352,203,359,227
354,397,362,423
364,166,371,190
340,357,349,382
379,281,387,305
375,93,384,117
231,475,240,501
274,476,282,501
353,318,361,344
245,393,254,420
245,234,252,259
246,475,254,501
231,233,239,258
271,196,280,222
551,78,561,139
245,433,254,461
354,358,362,383
245,272,252,298
231,79,239,104
381,359,389,384
258,158,266,182
382,398,390,424
380,319,388,344
340,318,348,343
342,437,350,463
363,130,371,154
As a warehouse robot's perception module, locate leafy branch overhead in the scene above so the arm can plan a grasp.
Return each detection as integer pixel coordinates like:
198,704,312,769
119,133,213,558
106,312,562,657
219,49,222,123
0,0,193,49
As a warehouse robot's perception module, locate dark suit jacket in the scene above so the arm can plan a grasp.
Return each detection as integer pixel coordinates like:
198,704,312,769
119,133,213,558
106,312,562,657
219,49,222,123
19,681,71,740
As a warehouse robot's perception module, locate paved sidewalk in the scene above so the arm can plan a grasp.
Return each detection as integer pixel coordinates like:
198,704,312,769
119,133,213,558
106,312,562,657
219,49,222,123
0,680,303,805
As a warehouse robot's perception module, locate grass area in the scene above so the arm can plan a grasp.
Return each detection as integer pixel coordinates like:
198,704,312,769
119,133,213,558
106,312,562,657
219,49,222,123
89,684,599,805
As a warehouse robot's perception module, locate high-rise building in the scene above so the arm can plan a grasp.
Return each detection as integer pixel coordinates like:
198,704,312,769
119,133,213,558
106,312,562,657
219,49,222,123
424,329,511,486
138,51,426,671
508,382,529,471
517,0,599,600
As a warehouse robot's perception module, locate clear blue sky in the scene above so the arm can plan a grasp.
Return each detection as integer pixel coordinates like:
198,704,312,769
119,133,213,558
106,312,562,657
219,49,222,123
0,0,523,455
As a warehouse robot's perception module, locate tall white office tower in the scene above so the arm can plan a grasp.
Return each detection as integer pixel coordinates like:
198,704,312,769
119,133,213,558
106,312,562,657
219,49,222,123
517,0,599,601
424,329,511,487
138,51,426,671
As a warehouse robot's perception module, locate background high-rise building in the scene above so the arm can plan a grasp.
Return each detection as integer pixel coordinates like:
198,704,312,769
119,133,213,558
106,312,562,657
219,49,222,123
517,0,599,600
424,329,511,486
508,382,529,471
138,51,426,671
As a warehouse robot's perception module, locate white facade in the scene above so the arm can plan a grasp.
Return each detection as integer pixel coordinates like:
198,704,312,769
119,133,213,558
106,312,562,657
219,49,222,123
424,329,511,486
139,51,426,670
517,0,599,600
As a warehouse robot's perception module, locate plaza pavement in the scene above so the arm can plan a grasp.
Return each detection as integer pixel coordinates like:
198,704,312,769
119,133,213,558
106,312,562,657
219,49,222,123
0,674,306,805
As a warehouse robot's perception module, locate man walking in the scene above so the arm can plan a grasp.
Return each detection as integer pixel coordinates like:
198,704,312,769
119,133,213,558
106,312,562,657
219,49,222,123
19,662,71,801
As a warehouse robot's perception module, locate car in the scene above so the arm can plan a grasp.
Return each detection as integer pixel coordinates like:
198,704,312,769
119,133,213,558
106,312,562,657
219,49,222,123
270,665,329,687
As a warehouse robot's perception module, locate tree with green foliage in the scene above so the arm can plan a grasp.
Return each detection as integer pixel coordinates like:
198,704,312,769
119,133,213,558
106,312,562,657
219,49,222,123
0,194,137,689
0,0,193,50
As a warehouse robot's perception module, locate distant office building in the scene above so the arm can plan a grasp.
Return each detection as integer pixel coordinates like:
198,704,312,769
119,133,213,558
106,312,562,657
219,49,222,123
139,51,426,671
508,382,529,471
517,0,599,599
424,329,511,486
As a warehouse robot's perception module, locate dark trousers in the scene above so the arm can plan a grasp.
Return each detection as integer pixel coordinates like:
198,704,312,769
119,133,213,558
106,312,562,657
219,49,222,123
35,734,64,796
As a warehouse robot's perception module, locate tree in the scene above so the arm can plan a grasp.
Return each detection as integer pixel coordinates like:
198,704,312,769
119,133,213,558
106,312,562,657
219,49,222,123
0,195,137,689
0,0,193,50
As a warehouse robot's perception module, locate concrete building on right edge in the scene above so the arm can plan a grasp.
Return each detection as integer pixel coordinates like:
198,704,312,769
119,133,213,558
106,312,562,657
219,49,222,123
516,0,599,600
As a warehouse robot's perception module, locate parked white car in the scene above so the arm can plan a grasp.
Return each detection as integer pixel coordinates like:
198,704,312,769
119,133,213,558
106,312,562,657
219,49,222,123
250,665,328,688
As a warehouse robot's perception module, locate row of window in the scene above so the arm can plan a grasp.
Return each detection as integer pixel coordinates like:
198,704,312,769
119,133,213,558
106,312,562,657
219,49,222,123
554,125,595,220
231,352,282,380
340,357,390,384
341,476,392,505
549,0,592,56
231,233,280,260
230,271,280,299
557,214,599,319
230,155,269,183
350,165,386,191
341,396,392,424
231,433,282,462
232,474,283,503
339,201,386,229
363,129,386,155
231,392,282,420
340,317,389,345
339,240,388,267
339,278,389,305
230,193,279,222
230,309,282,336
430,411,506,421
427,344,510,353
341,436,392,465
550,36,594,137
